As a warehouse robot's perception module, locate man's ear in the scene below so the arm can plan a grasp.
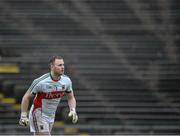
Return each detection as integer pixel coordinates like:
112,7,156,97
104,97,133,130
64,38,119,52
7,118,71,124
49,64,53,70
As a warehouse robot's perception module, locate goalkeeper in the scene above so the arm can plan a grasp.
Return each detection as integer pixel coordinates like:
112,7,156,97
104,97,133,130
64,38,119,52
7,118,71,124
19,56,78,136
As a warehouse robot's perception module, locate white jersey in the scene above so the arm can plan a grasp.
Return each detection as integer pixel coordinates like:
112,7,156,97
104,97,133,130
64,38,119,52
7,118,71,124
28,73,73,122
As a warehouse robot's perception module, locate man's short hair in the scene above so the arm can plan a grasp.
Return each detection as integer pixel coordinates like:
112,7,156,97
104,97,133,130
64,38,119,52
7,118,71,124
49,55,63,68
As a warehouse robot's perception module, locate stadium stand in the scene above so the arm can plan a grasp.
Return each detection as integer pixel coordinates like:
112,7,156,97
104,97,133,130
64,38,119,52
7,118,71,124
0,0,180,135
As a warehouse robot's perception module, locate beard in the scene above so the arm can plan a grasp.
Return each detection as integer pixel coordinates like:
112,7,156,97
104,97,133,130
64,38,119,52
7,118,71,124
55,70,64,76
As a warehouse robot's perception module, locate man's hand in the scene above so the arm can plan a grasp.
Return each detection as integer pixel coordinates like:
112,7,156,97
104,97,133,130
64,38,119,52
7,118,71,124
19,112,29,126
68,108,78,124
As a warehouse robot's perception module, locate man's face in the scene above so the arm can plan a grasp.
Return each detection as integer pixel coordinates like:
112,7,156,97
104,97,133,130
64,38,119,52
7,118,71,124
51,59,64,75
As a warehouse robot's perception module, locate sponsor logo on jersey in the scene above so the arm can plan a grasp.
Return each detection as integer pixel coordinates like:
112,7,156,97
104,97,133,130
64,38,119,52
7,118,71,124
45,91,65,99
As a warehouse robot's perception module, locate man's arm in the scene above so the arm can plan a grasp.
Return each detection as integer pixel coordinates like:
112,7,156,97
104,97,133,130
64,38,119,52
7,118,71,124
66,92,78,123
66,92,76,110
21,90,33,113
19,90,33,126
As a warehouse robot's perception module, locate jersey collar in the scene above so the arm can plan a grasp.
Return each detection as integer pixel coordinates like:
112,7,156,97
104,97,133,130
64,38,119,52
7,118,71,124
49,72,61,82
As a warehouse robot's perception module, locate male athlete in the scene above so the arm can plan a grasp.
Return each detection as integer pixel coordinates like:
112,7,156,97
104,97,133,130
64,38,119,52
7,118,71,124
19,56,78,135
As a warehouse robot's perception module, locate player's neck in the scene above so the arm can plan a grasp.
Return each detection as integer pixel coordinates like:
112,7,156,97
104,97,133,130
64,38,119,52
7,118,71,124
50,71,61,81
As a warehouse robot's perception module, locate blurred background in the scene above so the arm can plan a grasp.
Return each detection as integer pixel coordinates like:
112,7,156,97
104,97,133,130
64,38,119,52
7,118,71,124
0,0,180,135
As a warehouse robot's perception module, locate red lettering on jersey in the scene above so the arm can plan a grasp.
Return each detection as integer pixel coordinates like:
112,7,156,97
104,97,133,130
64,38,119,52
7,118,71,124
45,91,65,99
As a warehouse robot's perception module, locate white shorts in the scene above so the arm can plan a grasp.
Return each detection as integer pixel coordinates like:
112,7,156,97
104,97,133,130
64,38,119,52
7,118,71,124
29,108,53,133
